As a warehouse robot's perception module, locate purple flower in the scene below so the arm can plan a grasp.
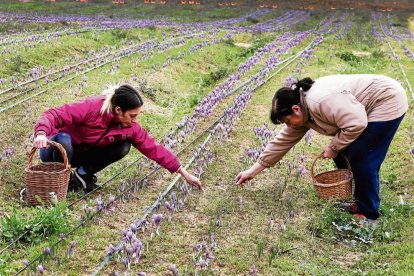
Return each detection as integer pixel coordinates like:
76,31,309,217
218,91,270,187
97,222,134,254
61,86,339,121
125,230,134,242
297,164,306,177
96,196,104,211
108,244,116,255
152,214,162,228
196,258,206,269
23,260,29,266
44,247,51,255
125,246,133,256
122,258,130,269
37,265,44,274
165,201,172,212
178,199,184,209
169,264,178,276
60,233,66,241
68,241,76,257
284,75,298,88
206,249,215,260
251,264,258,276
193,243,202,253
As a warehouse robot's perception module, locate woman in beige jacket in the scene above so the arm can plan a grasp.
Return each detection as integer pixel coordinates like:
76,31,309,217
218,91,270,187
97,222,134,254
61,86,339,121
236,74,408,222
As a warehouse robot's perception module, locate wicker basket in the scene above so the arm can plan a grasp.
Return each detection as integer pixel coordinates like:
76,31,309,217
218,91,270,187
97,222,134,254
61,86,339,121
25,141,70,206
310,155,353,200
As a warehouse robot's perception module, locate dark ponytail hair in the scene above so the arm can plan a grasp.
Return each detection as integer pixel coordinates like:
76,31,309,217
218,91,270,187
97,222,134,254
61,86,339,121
100,84,143,114
270,77,314,124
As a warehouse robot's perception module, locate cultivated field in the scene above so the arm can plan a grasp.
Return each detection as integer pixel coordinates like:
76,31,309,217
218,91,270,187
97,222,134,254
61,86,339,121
0,1,413,275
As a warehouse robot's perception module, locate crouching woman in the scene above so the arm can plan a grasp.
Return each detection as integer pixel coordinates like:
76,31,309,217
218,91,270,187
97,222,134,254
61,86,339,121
33,84,202,192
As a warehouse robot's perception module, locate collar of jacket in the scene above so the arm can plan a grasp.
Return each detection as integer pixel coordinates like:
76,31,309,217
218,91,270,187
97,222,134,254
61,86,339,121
102,111,122,127
299,92,311,123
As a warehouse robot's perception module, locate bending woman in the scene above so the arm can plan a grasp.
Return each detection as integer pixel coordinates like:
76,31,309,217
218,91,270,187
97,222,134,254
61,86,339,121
33,84,201,192
236,74,408,222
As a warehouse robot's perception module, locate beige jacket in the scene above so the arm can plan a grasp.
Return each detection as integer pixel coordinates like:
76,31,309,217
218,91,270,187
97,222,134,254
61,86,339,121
258,74,408,168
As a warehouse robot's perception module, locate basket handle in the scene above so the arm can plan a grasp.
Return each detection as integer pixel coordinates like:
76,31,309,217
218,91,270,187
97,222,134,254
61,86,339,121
310,154,351,181
28,140,69,169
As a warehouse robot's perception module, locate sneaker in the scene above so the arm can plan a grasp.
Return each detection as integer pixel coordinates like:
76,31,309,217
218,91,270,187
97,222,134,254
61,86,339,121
352,213,378,227
74,169,98,192
68,172,82,192
335,201,358,214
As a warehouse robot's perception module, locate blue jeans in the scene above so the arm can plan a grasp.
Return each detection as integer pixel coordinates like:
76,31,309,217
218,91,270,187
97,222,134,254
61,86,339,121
334,114,405,219
40,132,131,175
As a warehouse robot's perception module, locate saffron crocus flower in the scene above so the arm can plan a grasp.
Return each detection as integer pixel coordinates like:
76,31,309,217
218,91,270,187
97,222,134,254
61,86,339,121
108,244,116,255
96,196,104,212
178,199,184,209
193,243,202,253
210,235,217,251
60,233,66,241
37,265,44,274
68,241,76,257
196,258,206,270
165,201,172,212
205,249,215,260
169,264,178,276
152,214,162,228
122,258,130,270
44,247,51,255
125,246,133,256
125,230,134,243
251,264,258,276
23,260,29,266
132,240,143,262
297,164,306,177
107,194,116,212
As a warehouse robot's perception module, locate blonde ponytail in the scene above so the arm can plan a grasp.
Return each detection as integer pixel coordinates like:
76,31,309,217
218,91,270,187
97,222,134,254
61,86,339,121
100,84,119,115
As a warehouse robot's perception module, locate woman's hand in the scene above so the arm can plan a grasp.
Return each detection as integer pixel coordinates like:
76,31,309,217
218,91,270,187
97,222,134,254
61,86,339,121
33,134,49,149
235,169,255,186
322,145,338,159
235,162,266,186
177,167,203,191
183,173,203,191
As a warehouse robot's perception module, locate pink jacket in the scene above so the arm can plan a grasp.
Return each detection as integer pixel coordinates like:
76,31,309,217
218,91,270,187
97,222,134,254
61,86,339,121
34,96,181,173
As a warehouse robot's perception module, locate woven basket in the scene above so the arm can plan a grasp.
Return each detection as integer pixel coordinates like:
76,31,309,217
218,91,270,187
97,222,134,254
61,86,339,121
310,155,353,200
25,141,70,206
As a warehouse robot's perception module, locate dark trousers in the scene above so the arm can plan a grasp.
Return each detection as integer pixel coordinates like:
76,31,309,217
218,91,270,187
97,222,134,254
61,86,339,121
40,132,131,175
333,114,405,220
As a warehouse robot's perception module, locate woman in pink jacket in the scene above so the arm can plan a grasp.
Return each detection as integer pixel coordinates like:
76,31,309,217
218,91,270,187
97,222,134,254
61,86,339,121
236,74,408,223
33,84,201,192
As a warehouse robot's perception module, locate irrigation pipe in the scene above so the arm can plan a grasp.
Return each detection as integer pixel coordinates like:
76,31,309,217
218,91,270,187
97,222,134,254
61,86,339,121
91,134,211,276
7,35,312,267
1,33,294,256
380,19,414,101
0,32,204,114
0,32,197,96
91,39,313,275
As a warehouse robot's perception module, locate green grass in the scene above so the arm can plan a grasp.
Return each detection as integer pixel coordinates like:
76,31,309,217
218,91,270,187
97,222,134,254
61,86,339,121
0,0,250,21
0,7,413,275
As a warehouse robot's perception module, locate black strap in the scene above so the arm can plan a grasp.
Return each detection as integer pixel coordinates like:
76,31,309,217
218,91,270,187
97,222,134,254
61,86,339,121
94,122,113,146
